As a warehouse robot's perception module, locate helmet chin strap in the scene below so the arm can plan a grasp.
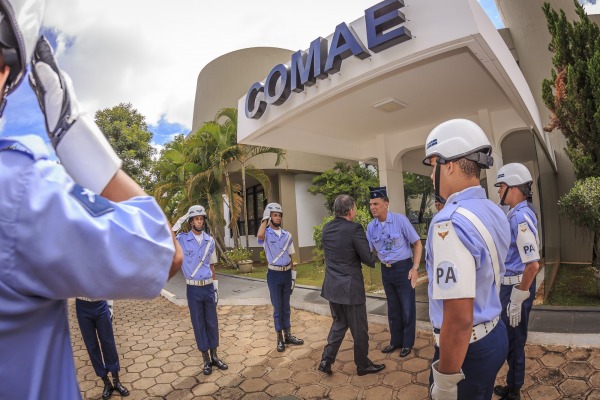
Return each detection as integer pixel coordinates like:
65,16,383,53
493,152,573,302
499,186,509,206
271,221,281,228
434,158,447,205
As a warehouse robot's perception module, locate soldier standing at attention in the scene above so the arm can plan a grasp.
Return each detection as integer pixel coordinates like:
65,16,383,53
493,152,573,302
174,205,228,376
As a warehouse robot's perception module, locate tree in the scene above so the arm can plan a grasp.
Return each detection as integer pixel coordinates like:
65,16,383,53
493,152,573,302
309,162,379,212
95,103,156,190
558,177,600,269
213,108,286,249
403,172,435,223
542,0,600,179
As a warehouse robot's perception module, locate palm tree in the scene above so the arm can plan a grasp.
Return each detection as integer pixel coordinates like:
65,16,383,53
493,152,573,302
214,108,286,248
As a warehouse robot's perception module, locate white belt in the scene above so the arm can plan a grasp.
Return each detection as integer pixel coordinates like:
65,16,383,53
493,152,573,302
502,274,523,285
186,278,213,286
77,297,95,302
268,264,291,271
433,316,499,347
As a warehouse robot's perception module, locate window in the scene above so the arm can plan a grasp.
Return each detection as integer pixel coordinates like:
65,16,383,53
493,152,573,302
238,185,266,236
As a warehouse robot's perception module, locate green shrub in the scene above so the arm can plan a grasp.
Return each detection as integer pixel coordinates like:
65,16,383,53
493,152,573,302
225,247,253,263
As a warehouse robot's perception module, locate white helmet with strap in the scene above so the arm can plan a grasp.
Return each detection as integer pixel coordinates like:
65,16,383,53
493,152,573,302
187,205,207,219
265,202,283,216
494,163,533,205
0,0,45,115
494,163,533,187
423,119,494,204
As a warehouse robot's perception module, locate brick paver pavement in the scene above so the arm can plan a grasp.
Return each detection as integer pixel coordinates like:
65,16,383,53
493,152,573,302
69,297,600,399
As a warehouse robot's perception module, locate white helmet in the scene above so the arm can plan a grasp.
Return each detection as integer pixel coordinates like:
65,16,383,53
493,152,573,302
265,202,283,216
494,163,533,187
423,119,493,169
187,205,207,219
0,0,45,101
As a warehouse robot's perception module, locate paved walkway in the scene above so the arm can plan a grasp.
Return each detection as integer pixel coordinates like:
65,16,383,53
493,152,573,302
163,271,600,347
70,297,600,400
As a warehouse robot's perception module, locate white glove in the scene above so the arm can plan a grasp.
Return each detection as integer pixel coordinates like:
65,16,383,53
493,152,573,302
430,360,465,400
107,300,114,322
291,270,297,293
29,36,121,194
507,286,530,327
213,280,219,304
262,208,271,222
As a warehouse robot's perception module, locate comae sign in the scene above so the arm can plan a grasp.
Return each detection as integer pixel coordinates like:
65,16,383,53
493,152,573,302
244,0,412,119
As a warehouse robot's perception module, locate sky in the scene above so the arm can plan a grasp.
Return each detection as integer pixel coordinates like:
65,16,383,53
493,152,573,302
0,0,507,154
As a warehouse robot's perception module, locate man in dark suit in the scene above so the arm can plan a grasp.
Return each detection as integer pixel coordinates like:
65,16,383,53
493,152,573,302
318,194,386,376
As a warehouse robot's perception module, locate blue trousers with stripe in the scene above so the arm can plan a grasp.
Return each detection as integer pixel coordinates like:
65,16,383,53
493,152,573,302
267,269,292,332
499,278,536,390
187,284,220,351
75,299,120,377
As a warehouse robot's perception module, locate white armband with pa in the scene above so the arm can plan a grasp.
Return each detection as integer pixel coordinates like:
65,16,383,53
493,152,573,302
55,115,122,194
516,222,539,263
432,220,476,300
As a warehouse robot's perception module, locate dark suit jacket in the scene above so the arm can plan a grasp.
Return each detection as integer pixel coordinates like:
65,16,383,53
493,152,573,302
320,216,376,305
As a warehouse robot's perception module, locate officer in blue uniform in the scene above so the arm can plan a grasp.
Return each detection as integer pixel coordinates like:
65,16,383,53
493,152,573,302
423,119,510,400
257,202,304,352
76,298,129,399
366,187,422,358
493,164,540,400
0,3,183,398
175,205,228,376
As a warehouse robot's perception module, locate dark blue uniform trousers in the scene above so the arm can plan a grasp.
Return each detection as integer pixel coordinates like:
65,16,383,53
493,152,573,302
499,278,536,390
75,299,120,377
431,319,508,399
187,284,219,351
267,269,292,331
381,258,416,348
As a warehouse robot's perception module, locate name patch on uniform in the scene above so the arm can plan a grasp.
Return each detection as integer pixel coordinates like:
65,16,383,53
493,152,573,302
69,184,114,217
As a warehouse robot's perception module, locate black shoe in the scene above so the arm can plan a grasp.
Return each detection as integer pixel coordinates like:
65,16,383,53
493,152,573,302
284,328,304,345
400,347,412,357
506,389,521,400
101,376,114,400
201,351,213,375
112,379,129,397
357,362,386,376
494,385,510,397
318,360,333,375
381,344,398,353
277,331,285,352
210,348,228,370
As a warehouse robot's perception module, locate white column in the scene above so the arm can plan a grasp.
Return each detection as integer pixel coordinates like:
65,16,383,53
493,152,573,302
478,109,502,203
376,134,406,214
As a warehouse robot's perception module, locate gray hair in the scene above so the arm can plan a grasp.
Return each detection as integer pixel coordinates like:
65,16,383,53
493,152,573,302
333,194,355,217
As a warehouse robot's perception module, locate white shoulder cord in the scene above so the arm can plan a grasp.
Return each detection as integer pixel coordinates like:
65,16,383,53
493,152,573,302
190,237,214,279
455,207,501,295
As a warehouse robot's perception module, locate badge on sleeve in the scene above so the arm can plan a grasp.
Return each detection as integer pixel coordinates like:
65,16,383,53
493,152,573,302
431,220,476,300
69,184,114,217
516,222,539,263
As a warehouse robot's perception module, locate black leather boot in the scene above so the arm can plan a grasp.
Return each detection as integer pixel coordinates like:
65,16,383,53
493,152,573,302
201,351,213,375
277,330,285,352
112,373,129,397
284,328,304,345
101,375,114,400
210,348,228,370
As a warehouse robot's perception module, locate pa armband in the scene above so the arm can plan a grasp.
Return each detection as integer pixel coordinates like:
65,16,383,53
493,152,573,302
516,222,539,263
432,220,476,300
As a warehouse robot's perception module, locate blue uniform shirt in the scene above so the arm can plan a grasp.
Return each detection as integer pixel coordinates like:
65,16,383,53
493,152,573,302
0,135,176,400
177,230,216,280
258,227,293,266
426,186,510,329
505,200,540,276
366,211,420,263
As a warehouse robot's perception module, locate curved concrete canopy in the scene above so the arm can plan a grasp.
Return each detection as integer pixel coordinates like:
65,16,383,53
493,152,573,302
237,0,553,169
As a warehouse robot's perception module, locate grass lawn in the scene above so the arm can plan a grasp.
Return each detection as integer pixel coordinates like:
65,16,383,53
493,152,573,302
216,260,427,294
546,264,600,306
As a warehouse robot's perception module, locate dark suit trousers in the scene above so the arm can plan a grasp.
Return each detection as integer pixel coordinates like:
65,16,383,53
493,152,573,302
381,258,416,348
321,302,370,369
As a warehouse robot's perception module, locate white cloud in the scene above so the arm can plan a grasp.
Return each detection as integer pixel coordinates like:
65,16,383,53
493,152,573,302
41,0,377,130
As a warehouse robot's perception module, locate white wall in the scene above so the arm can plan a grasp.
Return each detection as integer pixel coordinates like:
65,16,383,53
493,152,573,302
294,174,328,247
